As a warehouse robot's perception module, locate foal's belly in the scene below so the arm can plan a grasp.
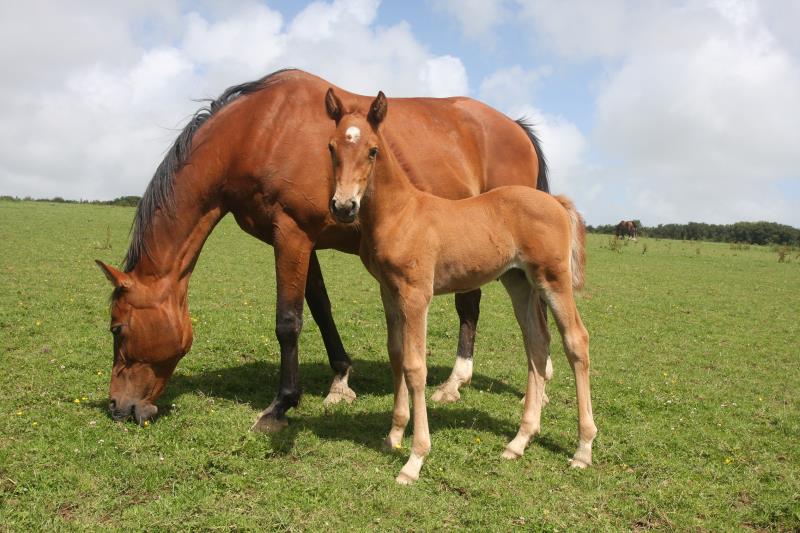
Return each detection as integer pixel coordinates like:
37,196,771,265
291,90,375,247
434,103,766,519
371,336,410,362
432,254,518,295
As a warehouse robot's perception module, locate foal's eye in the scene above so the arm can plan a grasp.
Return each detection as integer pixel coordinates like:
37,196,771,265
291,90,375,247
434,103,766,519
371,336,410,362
110,325,122,336
368,147,379,159
328,143,335,154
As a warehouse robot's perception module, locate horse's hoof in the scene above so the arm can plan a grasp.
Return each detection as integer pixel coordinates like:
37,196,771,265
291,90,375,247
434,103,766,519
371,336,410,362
323,386,356,407
251,411,288,433
431,386,460,403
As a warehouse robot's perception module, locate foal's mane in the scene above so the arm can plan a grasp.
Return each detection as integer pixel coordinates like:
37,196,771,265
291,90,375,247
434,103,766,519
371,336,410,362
122,68,297,272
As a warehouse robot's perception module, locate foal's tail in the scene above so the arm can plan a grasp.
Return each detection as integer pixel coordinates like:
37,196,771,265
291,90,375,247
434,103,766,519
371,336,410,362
554,195,586,291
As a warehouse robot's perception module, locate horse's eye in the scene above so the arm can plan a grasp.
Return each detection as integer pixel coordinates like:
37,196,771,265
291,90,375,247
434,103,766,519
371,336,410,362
110,325,122,336
328,143,335,154
369,147,378,158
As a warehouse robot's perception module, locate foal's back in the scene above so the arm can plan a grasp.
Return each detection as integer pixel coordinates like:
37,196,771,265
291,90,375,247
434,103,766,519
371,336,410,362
398,185,574,294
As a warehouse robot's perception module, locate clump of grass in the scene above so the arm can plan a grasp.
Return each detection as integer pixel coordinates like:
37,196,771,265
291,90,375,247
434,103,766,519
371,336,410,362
93,225,112,250
730,242,750,251
607,236,622,253
695,247,701,255
777,246,791,263
641,243,648,256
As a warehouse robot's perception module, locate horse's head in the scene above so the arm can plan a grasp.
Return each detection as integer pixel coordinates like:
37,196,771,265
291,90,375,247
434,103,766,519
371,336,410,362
325,88,387,223
96,260,193,424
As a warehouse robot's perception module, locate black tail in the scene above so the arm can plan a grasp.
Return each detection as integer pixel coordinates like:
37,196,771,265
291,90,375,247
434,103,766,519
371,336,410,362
515,118,549,193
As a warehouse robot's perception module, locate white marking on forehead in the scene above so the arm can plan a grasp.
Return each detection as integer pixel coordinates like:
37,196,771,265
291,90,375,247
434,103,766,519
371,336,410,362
345,126,361,144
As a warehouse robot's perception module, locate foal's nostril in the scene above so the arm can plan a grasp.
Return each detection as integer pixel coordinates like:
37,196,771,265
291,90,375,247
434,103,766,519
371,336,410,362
108,399,117,412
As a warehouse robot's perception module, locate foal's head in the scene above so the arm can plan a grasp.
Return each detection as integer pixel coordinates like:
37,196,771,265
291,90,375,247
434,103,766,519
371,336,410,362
325,88,387,223
96,261,192,424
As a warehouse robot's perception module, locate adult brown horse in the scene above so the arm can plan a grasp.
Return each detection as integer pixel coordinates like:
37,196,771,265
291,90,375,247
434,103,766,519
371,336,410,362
96,68,549,430
616,220,637,239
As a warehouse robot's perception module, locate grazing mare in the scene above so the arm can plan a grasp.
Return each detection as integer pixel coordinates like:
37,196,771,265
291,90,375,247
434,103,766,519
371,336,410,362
95,69,549,430
616,220,637,239
325,90,596,484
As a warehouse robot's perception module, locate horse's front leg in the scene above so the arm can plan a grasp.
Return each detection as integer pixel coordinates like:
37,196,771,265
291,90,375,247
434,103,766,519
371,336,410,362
304,251,355,406
391,286,432,485
431,290,480,403
252,218,313,433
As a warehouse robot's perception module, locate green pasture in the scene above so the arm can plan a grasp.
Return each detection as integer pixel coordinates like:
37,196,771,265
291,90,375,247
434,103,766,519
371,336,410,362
1,200,798,531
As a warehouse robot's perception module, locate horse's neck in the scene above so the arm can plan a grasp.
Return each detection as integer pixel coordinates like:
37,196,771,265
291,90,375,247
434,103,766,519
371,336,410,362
130,171,226,290
363,141,418,230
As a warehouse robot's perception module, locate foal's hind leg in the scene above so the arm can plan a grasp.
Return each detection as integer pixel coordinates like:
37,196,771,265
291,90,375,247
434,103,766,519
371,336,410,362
542,280,597,468
432,290,480,403
500,271,551,459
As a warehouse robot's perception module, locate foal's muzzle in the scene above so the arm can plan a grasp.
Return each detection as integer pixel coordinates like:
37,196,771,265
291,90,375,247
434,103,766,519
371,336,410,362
330,197,359,223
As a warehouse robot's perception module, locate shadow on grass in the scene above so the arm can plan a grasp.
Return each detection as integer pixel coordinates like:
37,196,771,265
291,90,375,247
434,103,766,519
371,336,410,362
160,359,521,412
94,359,573,458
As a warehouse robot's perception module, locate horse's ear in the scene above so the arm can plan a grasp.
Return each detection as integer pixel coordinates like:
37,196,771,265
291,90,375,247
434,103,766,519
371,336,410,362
325,88,344,122
368,91,387,126
95,260,132,288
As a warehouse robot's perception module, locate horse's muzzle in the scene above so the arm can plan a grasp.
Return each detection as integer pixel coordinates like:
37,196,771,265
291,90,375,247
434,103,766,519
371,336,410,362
330,197,359,223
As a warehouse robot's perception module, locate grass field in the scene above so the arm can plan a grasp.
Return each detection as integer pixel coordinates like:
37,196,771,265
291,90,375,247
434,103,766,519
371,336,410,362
1,199,798,531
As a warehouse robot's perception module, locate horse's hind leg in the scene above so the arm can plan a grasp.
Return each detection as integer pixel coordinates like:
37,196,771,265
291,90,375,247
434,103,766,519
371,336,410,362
542,280,597,468
304,252,356,406
500,270,551,459
431,290,480,403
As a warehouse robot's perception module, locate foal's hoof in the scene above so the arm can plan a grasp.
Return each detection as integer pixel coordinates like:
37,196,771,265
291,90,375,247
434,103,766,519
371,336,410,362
395,472,417,485
323,386,356,407
569,457,591,469
431,386,460,404
502,448,523,460
251,410,288,433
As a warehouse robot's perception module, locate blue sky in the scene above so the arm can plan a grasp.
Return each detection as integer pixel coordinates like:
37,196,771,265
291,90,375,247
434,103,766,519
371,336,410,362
1,0,798,226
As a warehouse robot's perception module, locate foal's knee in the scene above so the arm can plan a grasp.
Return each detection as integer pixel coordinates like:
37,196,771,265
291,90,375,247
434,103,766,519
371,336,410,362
403,363,427,390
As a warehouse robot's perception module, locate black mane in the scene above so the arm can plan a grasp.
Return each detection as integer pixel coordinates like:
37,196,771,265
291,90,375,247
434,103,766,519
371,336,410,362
515,118,549,194
122,68,297,272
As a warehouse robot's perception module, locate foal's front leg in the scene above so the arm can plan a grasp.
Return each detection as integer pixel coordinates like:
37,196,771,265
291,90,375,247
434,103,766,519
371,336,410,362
381,288,409,451
388,287,432,485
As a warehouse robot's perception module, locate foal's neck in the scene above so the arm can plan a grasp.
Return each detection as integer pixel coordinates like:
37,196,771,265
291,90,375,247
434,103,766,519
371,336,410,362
363,136,419,227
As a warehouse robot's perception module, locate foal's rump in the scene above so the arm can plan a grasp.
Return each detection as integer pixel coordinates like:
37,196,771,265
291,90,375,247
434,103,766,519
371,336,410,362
488,187,585,291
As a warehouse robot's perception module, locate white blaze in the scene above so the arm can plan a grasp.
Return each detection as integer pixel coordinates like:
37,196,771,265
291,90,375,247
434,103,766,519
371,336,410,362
345,126,361,143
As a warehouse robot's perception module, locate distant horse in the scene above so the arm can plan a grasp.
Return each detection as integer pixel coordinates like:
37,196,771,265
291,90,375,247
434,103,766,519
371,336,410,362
616,220,637,239
95,69,549,429
325,89,596,484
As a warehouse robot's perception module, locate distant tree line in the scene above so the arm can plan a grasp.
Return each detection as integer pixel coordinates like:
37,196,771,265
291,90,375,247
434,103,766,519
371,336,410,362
0,195,141,207
587,220,800,246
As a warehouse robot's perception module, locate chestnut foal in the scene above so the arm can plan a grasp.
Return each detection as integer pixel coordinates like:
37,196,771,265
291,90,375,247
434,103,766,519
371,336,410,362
325,89,597,484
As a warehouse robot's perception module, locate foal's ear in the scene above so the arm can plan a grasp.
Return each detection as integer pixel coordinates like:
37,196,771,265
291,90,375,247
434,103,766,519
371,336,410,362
325,88,344,122
95,260,132,289
368,91,387,126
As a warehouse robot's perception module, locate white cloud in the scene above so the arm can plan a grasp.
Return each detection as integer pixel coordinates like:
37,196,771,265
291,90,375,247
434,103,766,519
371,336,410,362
0,0,469,201
512,0,800,225
478,66,590,206
432,0,512,39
